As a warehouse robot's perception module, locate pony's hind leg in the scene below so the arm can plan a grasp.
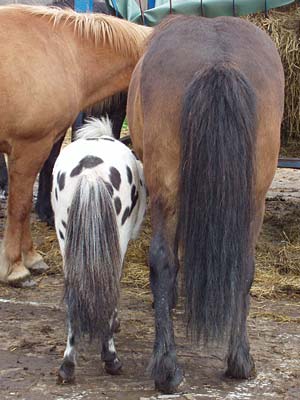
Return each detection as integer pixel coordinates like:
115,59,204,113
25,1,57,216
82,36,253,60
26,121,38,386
101,334,122,375
101,312,122,375
58,323,76,384
148,218,183,393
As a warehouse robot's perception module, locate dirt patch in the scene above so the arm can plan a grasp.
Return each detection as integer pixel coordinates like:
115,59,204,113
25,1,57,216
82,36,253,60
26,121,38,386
0,169,300,399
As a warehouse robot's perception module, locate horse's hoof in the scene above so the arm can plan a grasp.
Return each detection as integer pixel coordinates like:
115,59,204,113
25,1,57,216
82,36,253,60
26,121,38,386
225,355,256,379
38,213,54,227
155,366,184,394
13,278,37,289
57,361,75,384
7,264,31,285
105,358,122,375
28,260,49,275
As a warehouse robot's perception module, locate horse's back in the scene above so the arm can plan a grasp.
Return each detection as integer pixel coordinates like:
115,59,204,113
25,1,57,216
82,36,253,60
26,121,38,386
132,15,284,205
142,16,283,94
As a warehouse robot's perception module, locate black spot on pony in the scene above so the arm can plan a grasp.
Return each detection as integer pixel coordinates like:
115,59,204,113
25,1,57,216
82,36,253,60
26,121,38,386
57,171,66,191
114,197,122,215
126,166,133,184
70,156,103,177
109,167,121,191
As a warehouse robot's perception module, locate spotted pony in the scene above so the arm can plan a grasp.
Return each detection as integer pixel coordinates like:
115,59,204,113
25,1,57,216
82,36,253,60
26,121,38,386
51,117,147,382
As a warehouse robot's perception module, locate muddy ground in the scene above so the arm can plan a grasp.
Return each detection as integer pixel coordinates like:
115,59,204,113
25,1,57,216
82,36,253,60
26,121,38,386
0,168,300,400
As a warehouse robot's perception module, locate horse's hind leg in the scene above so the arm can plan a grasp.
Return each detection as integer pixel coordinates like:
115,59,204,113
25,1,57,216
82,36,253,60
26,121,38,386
0,153,8,194
21,212,49,275
106,92,127,140
148,210,183,393
35,136,65,226
58,322,76,384
225,284,255,379
226,203,265,379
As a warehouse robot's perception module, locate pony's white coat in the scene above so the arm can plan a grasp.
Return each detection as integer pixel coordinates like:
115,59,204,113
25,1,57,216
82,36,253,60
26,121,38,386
52,117,146,262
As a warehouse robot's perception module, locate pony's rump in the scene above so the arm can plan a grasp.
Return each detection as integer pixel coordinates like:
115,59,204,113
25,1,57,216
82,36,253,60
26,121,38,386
64,173,121,340
178,63,257,344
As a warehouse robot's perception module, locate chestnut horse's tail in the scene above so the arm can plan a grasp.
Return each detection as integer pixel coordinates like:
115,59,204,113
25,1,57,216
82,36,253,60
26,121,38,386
64,173,121,341
178,64,257,344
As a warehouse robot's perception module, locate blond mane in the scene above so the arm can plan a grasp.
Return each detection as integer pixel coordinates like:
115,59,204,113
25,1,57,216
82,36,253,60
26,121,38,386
5,4,152,61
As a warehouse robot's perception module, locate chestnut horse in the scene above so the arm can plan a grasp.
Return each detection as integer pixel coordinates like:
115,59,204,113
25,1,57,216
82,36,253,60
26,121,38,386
0,4,150,286
127,15,284,393
0,1,128,226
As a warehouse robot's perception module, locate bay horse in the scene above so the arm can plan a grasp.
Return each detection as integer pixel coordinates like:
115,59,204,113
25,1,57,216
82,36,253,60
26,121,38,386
0,4,150,286
51,117,147,382
127,15,284,393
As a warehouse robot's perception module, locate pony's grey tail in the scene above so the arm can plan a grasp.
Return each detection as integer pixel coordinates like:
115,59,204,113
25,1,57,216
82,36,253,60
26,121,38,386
178,64,257,344
64,173,121,341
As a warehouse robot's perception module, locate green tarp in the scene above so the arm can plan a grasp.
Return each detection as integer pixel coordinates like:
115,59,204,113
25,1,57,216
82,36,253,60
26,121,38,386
105,0,295,25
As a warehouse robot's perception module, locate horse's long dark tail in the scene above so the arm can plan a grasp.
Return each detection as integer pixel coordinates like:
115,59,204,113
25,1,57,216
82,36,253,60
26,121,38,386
178,64,257,344
64,173,121,341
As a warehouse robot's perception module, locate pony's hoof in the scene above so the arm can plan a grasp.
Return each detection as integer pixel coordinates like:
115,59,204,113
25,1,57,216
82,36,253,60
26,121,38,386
28,260,49,275
105,358,122,375
57,361,75,384
7,264,31,285
112,317,121,333
155,366,184,394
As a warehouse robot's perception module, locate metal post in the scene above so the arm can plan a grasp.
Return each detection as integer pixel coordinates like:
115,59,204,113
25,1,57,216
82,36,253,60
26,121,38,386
265,0,268,17
200,0,204,16
232,0,236,16
138,0,145,24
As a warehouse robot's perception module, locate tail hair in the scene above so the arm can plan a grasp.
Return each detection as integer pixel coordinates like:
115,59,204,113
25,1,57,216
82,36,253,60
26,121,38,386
75,116,113,140
64,173,121,340
178,63,257,344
